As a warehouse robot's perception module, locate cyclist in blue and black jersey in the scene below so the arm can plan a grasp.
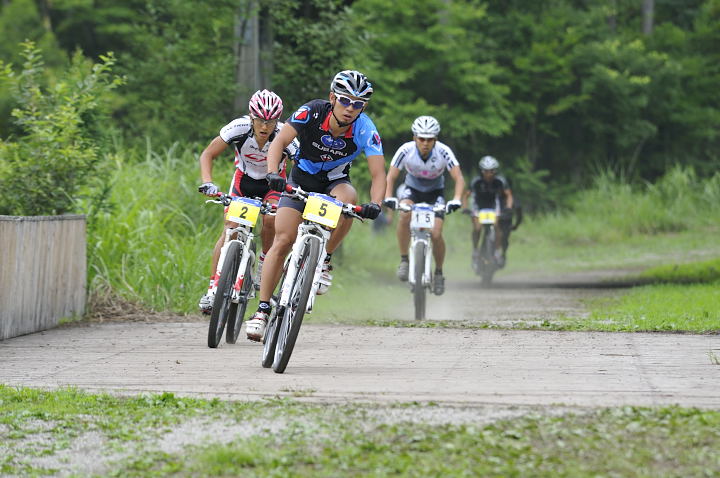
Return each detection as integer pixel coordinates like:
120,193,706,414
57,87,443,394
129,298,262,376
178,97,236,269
244,70,387,342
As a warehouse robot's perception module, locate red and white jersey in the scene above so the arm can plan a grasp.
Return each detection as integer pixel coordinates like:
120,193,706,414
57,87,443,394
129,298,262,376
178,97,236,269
219,115,298,180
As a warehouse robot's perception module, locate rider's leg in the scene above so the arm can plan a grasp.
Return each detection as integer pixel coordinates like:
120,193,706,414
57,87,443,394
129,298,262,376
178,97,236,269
493,218,505,267
396,199,413,255
395,200,413,281
256,198,279,289
258,207,302,302
471,216,481,249
247,207,302,341
431,217,446,295
430,217,446,269
199,222,238,312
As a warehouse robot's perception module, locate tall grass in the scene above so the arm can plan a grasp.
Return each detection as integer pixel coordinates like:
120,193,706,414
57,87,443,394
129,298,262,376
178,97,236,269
87,149,720,315
88,142,225,312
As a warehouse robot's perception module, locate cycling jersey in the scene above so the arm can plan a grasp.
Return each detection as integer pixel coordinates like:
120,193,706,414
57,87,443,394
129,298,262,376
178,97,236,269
390,141,459,192
470,175,511,210
219,115,298,180
287,99,383,182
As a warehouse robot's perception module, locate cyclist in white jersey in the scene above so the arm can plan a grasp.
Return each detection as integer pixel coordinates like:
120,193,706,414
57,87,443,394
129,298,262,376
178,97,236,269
197,89,298,314
383,116,465,295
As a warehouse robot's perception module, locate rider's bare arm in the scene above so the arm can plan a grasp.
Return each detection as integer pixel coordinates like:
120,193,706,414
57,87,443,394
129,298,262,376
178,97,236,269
199,136,229,183
505,188,514,209
448,165,465,202
266,123,298,174
367,154,387,205
385,165,401,199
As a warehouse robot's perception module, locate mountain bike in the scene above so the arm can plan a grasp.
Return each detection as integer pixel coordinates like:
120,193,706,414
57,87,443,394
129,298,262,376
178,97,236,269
398,202,448,320
205,193,276,348
472,208,499,286
261,185,364,373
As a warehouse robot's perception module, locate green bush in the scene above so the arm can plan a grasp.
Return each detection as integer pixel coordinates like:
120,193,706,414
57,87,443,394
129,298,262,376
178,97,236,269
0,41,123,216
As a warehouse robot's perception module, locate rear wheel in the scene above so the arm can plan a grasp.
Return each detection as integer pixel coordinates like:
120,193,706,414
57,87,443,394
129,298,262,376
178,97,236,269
208,241,241,348
413,241,427,320
273,238,320,373
226,250,253,344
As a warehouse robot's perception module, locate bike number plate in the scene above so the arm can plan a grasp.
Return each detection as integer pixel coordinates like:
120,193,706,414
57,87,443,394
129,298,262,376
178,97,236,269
478,209,497,225
302,193,342,229
410,206,434,229
226,197,262,226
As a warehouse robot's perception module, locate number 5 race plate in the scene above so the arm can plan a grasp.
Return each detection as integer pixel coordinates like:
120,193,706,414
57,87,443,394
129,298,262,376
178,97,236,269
226,197,261,227
302,193,342,228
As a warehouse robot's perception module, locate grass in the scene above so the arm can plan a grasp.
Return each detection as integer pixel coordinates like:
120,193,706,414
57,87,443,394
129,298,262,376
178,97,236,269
2,386,719,477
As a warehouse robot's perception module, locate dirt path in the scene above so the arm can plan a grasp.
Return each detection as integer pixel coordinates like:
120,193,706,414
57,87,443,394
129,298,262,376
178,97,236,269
1,270,718,408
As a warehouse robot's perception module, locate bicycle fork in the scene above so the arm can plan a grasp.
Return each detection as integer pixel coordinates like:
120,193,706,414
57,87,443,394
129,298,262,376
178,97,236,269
408,231,433,289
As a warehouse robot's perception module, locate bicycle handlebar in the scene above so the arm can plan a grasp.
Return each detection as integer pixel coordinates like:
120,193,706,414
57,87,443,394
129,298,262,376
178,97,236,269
204,192,277,215
396,203,447,214
283,184,365,220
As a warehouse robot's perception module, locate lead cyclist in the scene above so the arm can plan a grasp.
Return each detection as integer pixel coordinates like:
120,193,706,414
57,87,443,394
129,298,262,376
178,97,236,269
196,90,298,314
383,116,465,295
245,70,387,342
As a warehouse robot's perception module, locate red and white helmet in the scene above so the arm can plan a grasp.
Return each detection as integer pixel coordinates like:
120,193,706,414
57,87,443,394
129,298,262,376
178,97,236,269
248,89,283,120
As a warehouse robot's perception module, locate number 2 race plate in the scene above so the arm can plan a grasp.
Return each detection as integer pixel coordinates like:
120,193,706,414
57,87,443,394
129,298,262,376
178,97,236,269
226,197,262,227
302,193,342,229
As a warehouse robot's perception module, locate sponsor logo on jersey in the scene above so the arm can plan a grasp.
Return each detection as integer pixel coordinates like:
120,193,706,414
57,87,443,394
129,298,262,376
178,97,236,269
320,135,346,150
371,131,381,146
292,106,310,123
244,153,266,162
320,154,334,162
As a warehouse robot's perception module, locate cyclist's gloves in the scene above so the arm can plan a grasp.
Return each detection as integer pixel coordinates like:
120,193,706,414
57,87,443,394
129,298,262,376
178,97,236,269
359,202,381,220
445,199,462,214
198,182,219,196
382,197,398,210
266,172,286,192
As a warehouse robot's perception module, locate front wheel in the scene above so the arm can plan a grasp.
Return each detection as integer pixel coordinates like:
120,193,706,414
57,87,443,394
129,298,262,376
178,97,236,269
208,241,241,348
413,241,427,320
226,251,253,344
273,238,321,373
480,226,496,286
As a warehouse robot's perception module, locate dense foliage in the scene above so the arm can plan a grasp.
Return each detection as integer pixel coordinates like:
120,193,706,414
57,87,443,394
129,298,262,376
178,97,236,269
1,0,717,214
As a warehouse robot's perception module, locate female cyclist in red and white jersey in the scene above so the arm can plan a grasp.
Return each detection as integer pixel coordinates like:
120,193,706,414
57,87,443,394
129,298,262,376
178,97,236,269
197,89,298,314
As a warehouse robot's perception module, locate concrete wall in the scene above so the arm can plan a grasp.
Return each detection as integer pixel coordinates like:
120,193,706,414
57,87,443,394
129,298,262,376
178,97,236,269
0,215,86,340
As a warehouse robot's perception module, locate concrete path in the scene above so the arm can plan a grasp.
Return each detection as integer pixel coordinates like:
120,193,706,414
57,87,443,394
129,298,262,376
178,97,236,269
2,322,718,408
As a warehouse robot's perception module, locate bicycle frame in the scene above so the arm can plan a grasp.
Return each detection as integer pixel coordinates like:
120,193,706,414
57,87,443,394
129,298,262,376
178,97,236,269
401,202,444,290
216,225,256,303
277,222,329,314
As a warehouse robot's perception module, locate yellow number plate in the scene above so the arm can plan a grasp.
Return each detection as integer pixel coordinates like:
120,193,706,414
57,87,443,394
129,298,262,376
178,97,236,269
477,209,497,225
302,193,342,228
226,197,261,227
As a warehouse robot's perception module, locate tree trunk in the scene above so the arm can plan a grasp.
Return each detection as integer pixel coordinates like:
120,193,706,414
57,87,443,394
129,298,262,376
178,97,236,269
233,1,274,113
642,0,654,35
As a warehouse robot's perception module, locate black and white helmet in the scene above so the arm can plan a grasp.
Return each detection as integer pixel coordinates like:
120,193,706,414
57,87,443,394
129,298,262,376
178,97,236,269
479,155,500,171
411,115,441,138
330,70,374,100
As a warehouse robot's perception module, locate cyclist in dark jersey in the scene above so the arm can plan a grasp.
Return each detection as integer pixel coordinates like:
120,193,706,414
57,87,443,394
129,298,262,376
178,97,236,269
463,155,514,267
244,70,386,342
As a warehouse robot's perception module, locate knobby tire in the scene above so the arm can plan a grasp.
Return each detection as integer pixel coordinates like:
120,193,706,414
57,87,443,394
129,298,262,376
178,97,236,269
413,241,427,320
273,238,320,373
262,264,288,368
226,251,253,344
208,241,241,348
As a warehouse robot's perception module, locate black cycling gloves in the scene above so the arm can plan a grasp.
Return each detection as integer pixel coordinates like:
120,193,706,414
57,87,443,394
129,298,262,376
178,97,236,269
359,202,381,219
265,172,286,192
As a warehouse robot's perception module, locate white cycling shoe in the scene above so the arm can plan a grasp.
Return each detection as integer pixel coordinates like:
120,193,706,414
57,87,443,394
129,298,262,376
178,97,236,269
198,288,216,315
316,263,333,295
246,311,268,342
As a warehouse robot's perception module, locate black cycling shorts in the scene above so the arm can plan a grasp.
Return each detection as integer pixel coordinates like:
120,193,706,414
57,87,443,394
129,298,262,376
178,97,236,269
278,167,351,213
399,186,446,219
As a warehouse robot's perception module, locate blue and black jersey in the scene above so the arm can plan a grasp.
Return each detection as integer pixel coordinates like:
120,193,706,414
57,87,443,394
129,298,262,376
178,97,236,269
287,99,383,182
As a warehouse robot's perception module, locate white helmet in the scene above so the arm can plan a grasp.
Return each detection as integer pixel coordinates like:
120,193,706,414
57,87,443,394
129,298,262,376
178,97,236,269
479,155,499,171
330,70,374,100
411,115,441,138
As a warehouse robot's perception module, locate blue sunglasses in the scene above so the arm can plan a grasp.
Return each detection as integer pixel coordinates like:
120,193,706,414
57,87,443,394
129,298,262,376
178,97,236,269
335,94,367,110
